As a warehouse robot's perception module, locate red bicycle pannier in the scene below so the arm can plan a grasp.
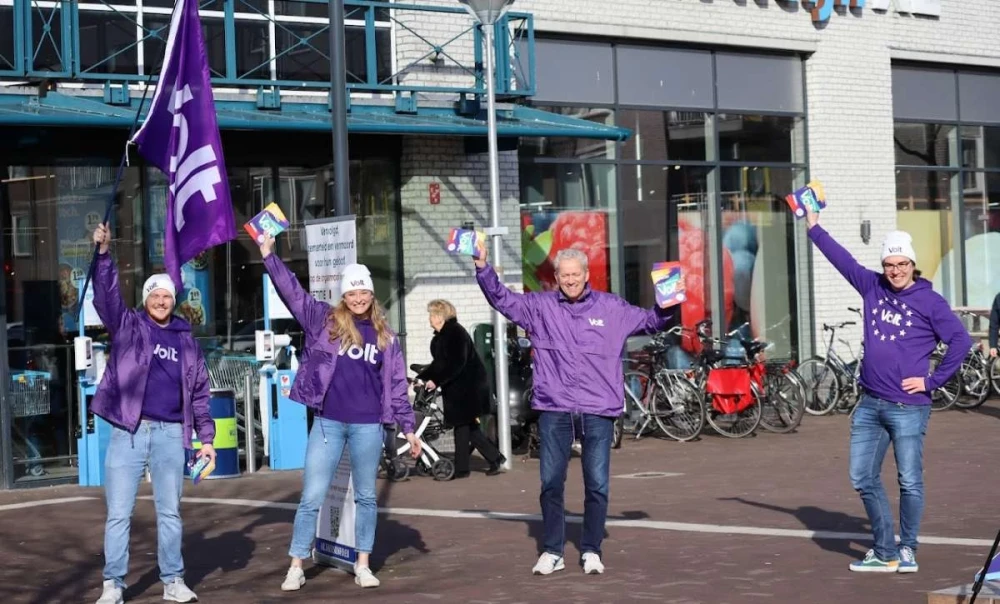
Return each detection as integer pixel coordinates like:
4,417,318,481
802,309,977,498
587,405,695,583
705,365,762,415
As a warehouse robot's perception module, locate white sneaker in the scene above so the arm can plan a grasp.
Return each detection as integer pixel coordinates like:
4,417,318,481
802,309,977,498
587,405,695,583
532,552,565,575
96,580,123,604
162,578,198,602
280,566,306,591
582,552,605,575
354,565,380,588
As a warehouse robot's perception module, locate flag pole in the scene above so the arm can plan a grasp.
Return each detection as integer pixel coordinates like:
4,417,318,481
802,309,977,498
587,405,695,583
971,527,1000,604
75,40,166,320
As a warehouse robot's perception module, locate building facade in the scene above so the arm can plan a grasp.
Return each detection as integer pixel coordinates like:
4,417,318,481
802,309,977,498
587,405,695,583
0,0,997,487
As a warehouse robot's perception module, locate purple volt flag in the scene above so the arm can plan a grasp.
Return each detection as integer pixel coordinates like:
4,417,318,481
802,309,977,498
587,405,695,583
131,0,236,291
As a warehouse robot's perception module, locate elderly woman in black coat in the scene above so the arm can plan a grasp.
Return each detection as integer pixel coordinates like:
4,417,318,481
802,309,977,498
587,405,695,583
417,299,505,479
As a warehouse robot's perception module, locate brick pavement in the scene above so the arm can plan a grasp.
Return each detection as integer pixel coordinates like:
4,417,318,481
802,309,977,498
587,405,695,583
3,406,1000,604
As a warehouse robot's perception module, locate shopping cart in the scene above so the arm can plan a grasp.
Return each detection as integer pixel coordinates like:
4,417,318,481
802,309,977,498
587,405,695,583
205,351,264,459
9,370,51,477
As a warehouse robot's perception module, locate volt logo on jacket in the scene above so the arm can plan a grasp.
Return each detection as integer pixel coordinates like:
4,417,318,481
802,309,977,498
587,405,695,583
871,297,914,342
340,343,380,365
153,343,179,362
588,318,605,327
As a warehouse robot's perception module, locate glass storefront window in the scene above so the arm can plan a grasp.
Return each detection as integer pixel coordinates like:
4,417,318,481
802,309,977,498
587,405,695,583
720,166,802,360
894,123,958,167
618,110,710,162
959,171,1000,307
895,169,959,304
718,114,803,163
519,163,616,294
519,107,617,160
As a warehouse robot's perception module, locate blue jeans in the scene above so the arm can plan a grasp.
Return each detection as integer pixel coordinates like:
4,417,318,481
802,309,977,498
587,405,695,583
288,418,383,559
538,411,614,558
103,421,186,589
849,395,932,561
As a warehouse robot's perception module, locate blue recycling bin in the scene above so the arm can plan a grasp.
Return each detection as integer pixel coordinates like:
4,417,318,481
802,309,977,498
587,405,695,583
187,388,240,479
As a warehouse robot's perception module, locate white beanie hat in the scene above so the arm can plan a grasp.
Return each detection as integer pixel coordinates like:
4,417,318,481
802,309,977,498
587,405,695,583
141,274,176,305
340,263,374,297
881,230,917,264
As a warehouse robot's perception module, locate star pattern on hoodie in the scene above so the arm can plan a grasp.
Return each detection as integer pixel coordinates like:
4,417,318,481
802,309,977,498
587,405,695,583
874,296,909,341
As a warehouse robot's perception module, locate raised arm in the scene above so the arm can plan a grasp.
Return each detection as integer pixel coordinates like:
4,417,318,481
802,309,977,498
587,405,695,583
91,223,128,337
807,223,878,296
259,234,329,337
618,296,675,337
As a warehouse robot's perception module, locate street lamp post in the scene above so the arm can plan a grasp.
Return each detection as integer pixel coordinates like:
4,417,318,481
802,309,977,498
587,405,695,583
459,0,515,471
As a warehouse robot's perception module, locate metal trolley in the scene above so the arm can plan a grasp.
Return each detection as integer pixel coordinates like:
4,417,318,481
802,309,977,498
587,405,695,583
9,370,51,477
205,352,263,463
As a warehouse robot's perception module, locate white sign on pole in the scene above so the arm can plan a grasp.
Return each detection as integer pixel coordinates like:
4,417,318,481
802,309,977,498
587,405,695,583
78,279,102,328
309,214,359,571
304,215,358,305
262,274,292,321
314,450,357,570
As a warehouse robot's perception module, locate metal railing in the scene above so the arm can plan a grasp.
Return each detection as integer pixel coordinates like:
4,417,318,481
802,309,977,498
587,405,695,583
0,0,535,99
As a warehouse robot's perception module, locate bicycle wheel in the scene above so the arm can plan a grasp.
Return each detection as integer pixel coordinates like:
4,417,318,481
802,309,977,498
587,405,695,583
651,372,705,442
931,374,960,411
623,370,656,438
796,359,842,416
706,381,763,438
991,356,1000,397
759,369,806,434
954,355,991,409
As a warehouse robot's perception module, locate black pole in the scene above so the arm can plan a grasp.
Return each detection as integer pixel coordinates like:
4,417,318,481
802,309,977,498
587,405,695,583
328,0,351,217
971,527,1000,604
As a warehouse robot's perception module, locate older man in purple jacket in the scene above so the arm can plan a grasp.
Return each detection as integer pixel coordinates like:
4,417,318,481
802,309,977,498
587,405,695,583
90,223,216,604
474,246,672,576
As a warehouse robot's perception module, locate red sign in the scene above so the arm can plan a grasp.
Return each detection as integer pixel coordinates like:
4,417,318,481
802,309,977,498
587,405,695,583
429,182,441,205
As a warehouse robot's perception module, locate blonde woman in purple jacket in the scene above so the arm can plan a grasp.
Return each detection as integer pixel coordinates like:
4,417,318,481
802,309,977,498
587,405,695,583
256,234,421,592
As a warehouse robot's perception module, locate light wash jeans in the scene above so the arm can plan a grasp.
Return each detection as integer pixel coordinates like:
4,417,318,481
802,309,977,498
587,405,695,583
849,394,932,561
103,421,186,589
288,418,383,559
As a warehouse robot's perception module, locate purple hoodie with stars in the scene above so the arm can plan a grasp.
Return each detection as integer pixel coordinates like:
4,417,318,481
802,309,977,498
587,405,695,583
809,225,971,406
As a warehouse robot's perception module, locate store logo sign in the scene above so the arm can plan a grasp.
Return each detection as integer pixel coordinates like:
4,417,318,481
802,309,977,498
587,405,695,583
808,0,864,24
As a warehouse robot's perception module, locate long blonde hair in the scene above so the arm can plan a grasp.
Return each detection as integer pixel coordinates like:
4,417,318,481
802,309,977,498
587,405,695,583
328,298,393,351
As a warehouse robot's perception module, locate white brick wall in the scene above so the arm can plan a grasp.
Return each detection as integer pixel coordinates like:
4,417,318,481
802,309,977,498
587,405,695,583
506,0,996,356
399,136,522,364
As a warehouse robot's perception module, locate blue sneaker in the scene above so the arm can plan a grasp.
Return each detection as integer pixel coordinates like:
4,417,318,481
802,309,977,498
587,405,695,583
849,549,899,573
898,546,918,573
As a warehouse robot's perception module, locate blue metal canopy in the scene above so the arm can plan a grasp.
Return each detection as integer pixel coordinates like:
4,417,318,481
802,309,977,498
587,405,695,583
0,92,630,141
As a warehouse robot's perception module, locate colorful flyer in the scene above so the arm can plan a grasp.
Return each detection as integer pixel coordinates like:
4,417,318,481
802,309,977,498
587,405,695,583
785,180,827,219
244,202,290,244
446,227,487,259
187,456,215,485
650,261,686,309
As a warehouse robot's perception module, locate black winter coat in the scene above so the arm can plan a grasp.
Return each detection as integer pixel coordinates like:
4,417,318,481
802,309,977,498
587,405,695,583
417,318,491,426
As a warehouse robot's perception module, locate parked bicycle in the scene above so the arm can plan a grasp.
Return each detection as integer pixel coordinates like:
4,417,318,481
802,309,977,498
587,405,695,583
797,308,863,417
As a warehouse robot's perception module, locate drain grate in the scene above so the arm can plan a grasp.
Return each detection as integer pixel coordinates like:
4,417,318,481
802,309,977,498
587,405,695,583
613,471,682,479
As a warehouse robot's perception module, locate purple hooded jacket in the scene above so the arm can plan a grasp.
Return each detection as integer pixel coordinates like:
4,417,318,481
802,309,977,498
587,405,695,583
809,225,971,405
263,254,416,434
476,264,673,417
89,252,215,446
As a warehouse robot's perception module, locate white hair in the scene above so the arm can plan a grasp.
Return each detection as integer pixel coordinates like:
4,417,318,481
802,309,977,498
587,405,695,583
553,248,589,273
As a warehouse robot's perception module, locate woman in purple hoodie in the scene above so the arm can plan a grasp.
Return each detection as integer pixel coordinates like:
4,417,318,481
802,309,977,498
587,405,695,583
805,206,970,574
90,223,215,604
256,234,421,592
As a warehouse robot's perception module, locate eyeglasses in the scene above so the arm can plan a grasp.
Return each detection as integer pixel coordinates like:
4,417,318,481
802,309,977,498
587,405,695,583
881,261,913,272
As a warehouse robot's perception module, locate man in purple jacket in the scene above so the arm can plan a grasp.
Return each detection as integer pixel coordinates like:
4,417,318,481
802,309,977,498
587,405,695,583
90,223,216,604
474,246,672,576
806,207,970,574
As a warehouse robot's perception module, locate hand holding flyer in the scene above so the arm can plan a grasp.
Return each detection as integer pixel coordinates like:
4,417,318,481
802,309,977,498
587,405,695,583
244,202,290,244
446,227,487,260
651,261,686,309
187,455,215,485
785,181,827,219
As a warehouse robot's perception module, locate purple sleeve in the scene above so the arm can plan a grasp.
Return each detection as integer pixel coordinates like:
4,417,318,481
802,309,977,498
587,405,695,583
387,339,416,434
92,251,128,337
475,263,536,330
263,254,328,336
925,299,973,390
807,225,879,296
191,348,215,446
619,297,675,336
